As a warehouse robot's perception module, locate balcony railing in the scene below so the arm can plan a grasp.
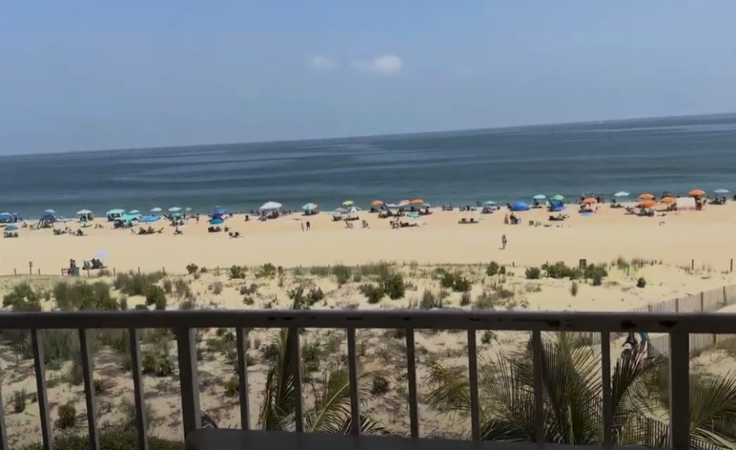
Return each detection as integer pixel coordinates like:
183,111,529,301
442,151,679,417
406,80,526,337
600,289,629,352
0,309,729,450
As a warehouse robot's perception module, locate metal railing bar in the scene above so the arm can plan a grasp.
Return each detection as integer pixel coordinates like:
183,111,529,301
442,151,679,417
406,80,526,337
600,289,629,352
467,329,481,442
176,328,201,438
2,310,735,333
406,329,419,439
78,328,100,450
128,328,149,450
669,332,690,449
288,327,304,433
346,327,361,436
532,330,544,446
601,332,612,448
235,328,251,430
0,365,9,450
31,330,53,450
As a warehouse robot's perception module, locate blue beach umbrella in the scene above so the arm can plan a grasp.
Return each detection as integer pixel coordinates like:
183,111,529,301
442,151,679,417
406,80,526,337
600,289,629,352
532,194,546,200
614,191,630,197
302,203,318,212
5,225,18,231
140,215,160,223
212,207,227,216
510,202,530,212
210,218,224,225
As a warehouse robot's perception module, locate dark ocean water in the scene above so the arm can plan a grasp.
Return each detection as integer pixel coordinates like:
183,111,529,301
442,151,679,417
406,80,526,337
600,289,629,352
2,114,736,216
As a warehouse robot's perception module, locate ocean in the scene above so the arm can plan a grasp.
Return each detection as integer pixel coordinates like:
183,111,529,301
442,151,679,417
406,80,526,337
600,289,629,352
2,113,736,217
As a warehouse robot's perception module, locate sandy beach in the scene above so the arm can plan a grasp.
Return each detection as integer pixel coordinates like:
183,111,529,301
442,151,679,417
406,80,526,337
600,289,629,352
2,201,736,446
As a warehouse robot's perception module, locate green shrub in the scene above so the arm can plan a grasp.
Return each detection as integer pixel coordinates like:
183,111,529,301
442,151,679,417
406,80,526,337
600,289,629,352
371,375,390,396
486,261,500,276
332,264,352,285
114,271,165,296
145,285,167,309
224,376,239,397
438,272,472,292
141,353,173,377
381,273,406,300
55,402,77,430
21,428,185,450
256,263,276,278
186,264,199,275
637,277,647,288
162,278,173,295
360,284,384,304
420,290,444,309
3,282,40,309
460,291,472,306
229,265,246,279
12,389,26,413
525,267,541,279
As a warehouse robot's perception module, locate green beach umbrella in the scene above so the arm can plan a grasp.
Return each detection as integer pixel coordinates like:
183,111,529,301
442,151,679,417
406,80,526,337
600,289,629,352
550,194,565,201
342,200,354,206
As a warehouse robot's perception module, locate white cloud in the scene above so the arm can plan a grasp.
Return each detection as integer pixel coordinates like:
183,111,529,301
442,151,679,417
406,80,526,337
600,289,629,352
353,55,403,75
308,55,338,71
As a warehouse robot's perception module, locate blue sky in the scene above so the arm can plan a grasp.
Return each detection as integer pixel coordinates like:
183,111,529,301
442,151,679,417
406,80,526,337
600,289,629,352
2,1,735,154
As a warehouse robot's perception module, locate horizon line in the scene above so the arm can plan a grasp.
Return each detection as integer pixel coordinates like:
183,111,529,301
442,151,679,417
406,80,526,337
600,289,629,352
4,110,735,159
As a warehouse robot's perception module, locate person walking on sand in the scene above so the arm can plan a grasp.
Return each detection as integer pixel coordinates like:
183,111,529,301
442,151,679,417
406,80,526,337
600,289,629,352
501,234,507,250
301,222,305,232
306,221,311,231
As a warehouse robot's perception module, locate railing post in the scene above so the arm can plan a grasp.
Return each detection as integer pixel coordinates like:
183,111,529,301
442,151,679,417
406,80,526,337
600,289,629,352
0,368,8,450
669,332,690,449
406,329,419,439
601,332,612,448
235,328,251,430
467,329,481,441
31,330,53,450
288,327,304,432
346,327,361,436
128,328,149,450
176,328,201,439
79,329,100,450
531,330,545,446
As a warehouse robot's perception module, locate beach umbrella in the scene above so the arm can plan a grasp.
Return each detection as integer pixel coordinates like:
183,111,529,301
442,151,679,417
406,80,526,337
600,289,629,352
168,207,181,212
484,201,497,206
45,209,55,214
638,193,655,200
532,194,546,200
302,203,318,212
150,207,162,213
342,200,354,206
714,188,729,194
370,200,384,207
209,218,224,225
185,207,192,212
260,201,282,211
140,215,160,223
129,210,140,214
661,197,677,204
398,200,411,206
410,199,424,205
638,200,657,208
94,250,110,259
76,209,92,215
510,202,530,212
550,194,565,201
211,207,227,216
385,203,398,208
582,197,597,205
688,189,705,197
5,225,18,231
614,191,630,197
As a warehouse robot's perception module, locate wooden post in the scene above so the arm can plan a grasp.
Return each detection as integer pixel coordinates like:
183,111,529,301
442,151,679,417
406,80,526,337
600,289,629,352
700,291,705,312
731,258,733,273
37,268,40,276
675,297,680,313
13,268,17,276
137,267,141,275
28,261,33,275
691,259,694,271
113,267,117,277
162,267,166,275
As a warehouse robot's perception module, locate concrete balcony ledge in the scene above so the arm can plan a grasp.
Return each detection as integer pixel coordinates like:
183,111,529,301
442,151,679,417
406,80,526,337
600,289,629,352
185,429,650,450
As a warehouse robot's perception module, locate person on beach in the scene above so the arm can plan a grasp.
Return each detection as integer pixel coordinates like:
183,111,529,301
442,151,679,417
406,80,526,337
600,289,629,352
301,223,305,232
501,234,507,249
306,221,311,231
